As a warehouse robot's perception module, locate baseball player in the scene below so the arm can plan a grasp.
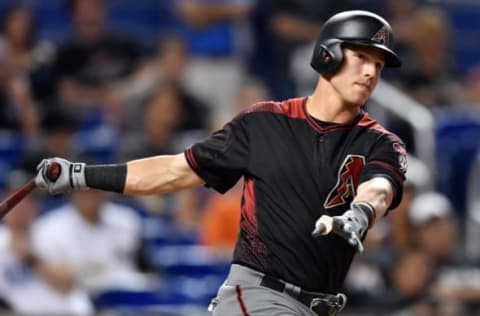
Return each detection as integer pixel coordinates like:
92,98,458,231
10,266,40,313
35,10,407,316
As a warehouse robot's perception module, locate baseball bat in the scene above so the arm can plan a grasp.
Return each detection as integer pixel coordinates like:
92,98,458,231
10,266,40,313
0,162,61,220
311,215,364,252
312,215,334,237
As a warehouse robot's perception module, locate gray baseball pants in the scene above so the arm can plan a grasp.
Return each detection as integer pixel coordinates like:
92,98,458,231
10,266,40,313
208,264,346,316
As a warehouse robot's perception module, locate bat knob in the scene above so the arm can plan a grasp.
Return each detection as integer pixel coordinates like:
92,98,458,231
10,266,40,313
45,162,61,182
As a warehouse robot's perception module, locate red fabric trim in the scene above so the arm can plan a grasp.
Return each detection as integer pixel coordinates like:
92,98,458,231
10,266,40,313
243,99,399,138
301,98,366,133
357,114,399,136
185,147,199,171
235,285,250,316
243,178,256,221
241,178,267,267
242,98,307,120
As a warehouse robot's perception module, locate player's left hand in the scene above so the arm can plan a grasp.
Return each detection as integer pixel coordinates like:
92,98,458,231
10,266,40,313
35,157,87,195
311,203,374,253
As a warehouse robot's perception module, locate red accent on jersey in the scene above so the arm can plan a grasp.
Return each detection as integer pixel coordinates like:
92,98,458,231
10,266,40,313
357,114,390,132
241,178,267,267
324,155,366,208
301,98,367,134
243,97,307,120
185,147,199,170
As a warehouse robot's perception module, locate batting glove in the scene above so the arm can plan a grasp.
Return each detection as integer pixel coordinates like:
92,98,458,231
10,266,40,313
312,202,376,253
35,158,88,195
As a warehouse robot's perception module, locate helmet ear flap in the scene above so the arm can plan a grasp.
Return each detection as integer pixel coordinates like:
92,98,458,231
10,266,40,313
310,39,344,75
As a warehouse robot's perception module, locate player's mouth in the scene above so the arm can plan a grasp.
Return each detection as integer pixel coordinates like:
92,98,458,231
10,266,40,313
354,82,371,92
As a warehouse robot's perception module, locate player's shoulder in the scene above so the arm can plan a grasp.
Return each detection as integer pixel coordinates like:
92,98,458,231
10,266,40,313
239,97,306,119
358,112,404,143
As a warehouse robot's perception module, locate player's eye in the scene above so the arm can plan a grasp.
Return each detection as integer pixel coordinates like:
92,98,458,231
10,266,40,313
375,62,384,70
355,53,365,60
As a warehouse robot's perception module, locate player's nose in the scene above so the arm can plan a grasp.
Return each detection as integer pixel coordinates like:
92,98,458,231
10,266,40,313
363,61,381,79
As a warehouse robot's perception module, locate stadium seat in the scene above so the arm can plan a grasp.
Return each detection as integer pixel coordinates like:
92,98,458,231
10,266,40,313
435,108,480,214
0,131,24,169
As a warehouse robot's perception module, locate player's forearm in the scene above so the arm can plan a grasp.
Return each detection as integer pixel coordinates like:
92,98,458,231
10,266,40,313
124,154,204,195
353,177,394,224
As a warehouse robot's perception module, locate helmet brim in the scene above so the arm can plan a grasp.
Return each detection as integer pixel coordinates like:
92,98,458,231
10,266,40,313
342,40,402,68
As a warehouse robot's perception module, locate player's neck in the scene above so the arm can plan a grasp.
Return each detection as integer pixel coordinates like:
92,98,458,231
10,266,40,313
307,78,361,124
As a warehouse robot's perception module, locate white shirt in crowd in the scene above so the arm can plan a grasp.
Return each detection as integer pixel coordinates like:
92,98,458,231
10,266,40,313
32,201,150,293
0,227,93,315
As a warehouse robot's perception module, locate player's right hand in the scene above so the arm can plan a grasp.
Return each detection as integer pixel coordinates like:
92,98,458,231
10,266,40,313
312,203,373,253
35,157,87,195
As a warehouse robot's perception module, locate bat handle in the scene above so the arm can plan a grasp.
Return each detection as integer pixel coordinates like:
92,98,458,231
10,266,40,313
44,161,61,182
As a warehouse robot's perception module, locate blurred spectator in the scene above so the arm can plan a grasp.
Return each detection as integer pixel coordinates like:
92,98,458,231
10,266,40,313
265,0,353,99
120,84,183,161
391,7,464,107
174,0,254,127
124,34,210,132
465,64,480,105
382,0,417,52
389,251,468,316
32,189,152,294
409,192,457,262
236,77,269,109
0,41,39,139
0,170,93,315
0,5,54,76
389,155,432,252
390,249,434,308
52,0,143,118
121,82,210,235
409,192,480,312
19,106,77,175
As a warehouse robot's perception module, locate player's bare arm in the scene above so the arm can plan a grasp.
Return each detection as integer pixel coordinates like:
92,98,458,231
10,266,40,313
353,177,394,223
34,154,204,196
312,176,394,253
125,154,205,195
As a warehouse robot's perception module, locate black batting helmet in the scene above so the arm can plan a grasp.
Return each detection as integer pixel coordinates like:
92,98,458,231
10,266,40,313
311,10,402,74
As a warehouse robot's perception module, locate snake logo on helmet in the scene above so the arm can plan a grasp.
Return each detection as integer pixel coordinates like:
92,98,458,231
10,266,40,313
311,10,402,75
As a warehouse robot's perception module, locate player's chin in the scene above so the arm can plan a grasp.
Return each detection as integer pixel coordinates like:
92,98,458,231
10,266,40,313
346,94,369,107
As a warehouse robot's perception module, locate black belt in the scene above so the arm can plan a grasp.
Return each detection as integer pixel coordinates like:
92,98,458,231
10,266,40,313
260,275,347,316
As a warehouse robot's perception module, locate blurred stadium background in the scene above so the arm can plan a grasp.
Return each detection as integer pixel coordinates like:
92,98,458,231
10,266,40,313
0,0,480,315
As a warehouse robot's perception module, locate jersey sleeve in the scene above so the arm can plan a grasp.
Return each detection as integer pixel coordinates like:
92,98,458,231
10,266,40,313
184,115,249,194
359,135,407,210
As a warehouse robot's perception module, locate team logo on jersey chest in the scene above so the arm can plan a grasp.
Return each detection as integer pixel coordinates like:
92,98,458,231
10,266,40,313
324,155,365,209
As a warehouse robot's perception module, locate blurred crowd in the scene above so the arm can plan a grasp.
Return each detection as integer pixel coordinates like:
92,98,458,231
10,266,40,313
0,0,480,315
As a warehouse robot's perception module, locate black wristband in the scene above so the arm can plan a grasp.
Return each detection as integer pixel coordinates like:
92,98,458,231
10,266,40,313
352,202,376,229
85,164,127,193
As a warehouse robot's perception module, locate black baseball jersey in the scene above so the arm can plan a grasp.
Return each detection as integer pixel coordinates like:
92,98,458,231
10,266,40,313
185,97,406,293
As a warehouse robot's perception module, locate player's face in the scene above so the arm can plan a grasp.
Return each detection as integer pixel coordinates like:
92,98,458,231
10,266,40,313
330,44,385,107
